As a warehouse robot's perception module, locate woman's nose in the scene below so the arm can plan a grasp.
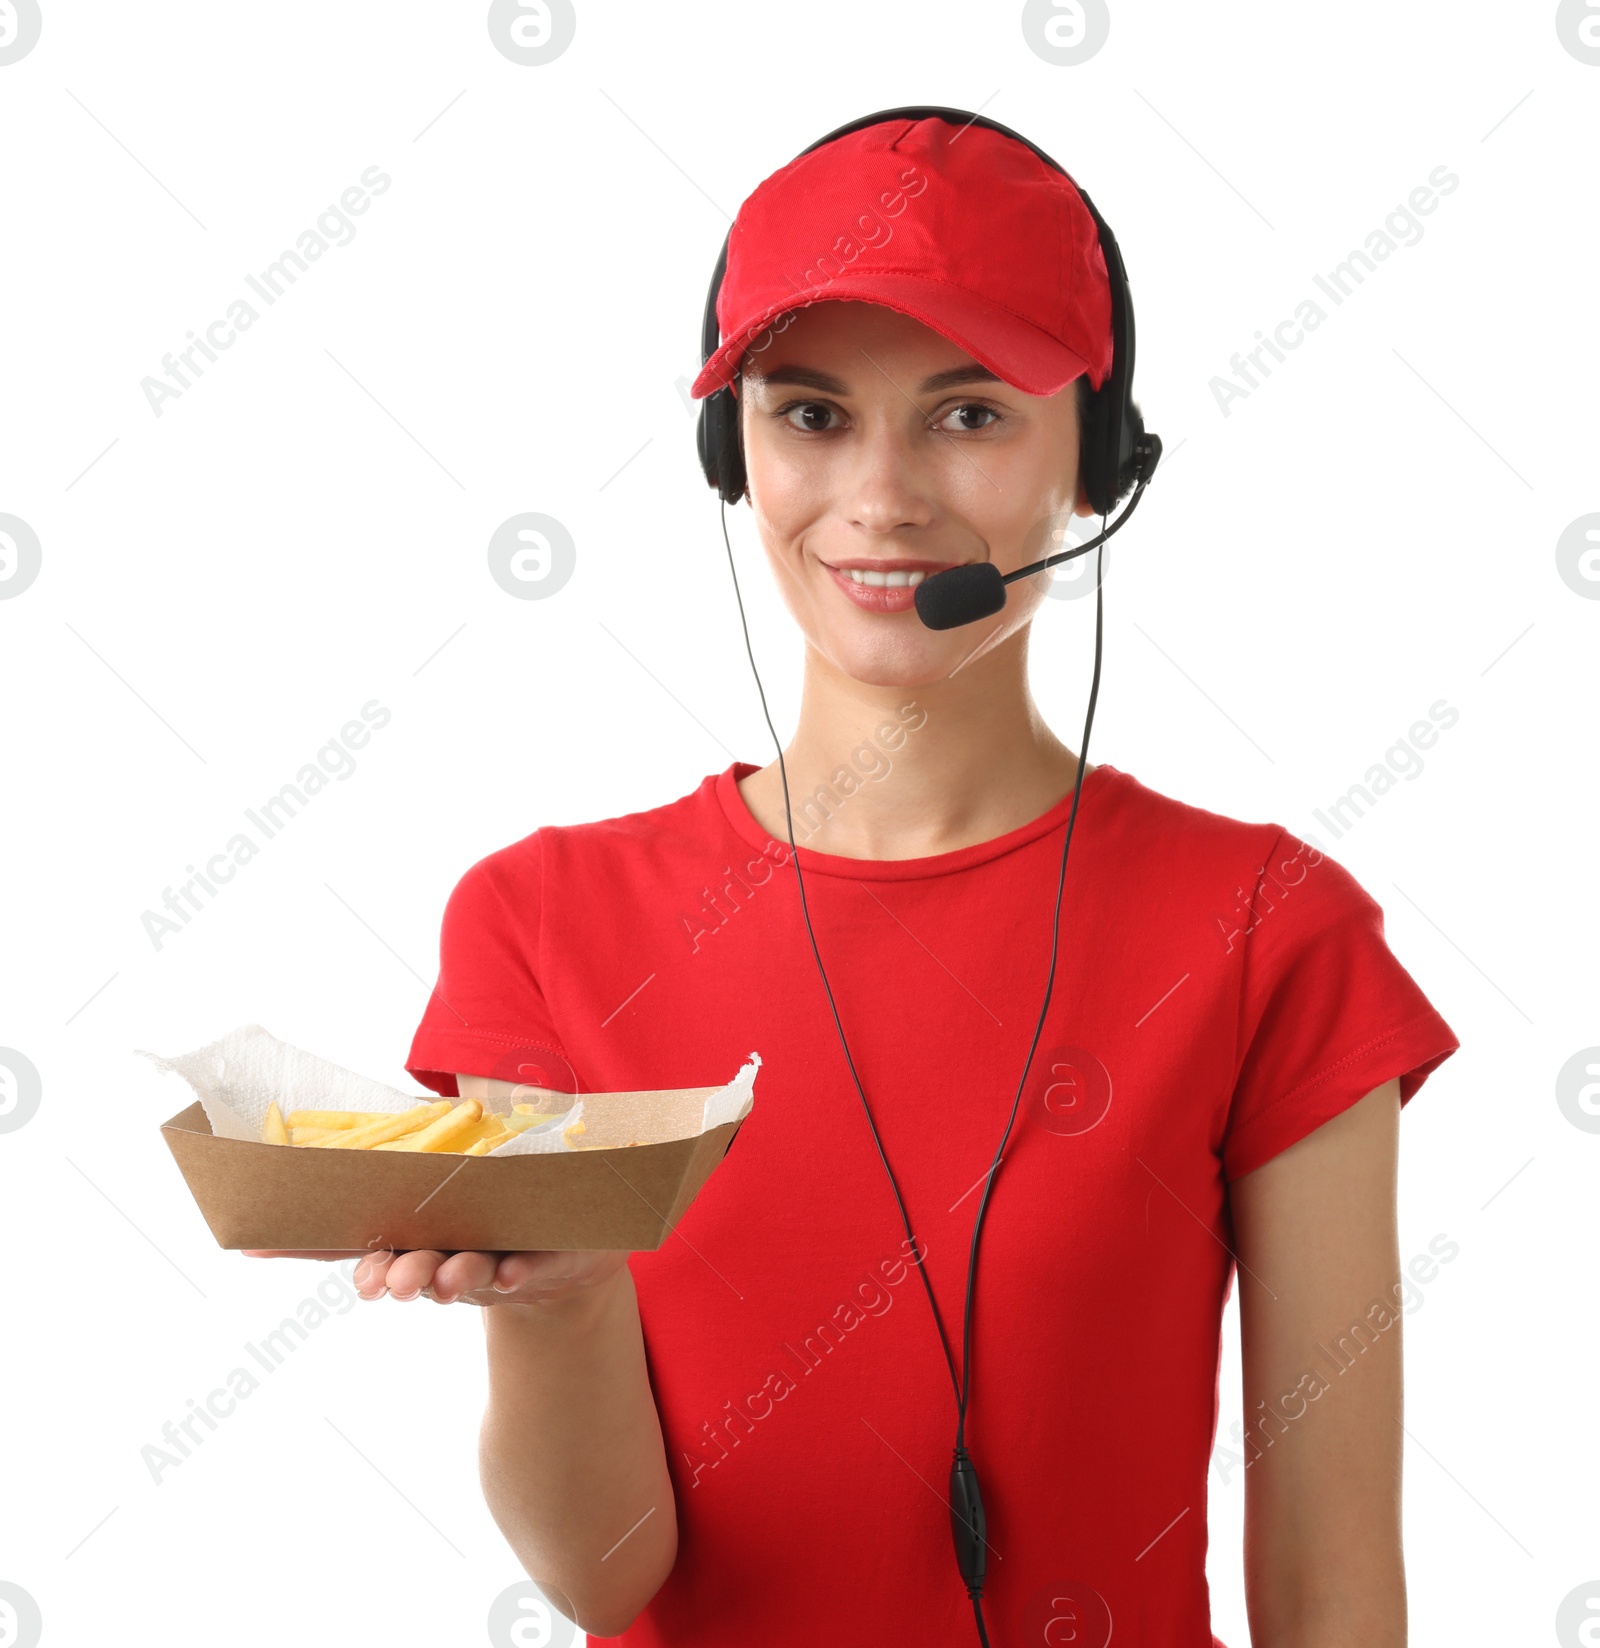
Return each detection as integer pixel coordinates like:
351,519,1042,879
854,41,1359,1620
844,421,936,536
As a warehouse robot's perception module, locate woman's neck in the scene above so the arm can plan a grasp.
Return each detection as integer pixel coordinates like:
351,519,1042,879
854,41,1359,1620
735,627,1092,861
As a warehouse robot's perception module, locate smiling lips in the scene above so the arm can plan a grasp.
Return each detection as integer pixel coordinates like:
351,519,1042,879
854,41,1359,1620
824,558,967,614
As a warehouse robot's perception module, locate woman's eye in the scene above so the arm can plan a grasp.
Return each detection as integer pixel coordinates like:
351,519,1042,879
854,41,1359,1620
779,402,840,433
774,400,1001,434
937,402,1002,433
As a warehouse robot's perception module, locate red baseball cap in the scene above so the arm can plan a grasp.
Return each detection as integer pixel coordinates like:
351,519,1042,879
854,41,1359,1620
691,115,1114,402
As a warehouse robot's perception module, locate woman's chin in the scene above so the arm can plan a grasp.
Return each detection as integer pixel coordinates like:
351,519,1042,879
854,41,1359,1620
813,631,970,690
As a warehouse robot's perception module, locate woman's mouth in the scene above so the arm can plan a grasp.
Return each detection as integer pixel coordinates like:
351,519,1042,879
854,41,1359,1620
824,561,950,614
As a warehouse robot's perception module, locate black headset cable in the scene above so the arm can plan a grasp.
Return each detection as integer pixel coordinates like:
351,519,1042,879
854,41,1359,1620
719,494,1112,1646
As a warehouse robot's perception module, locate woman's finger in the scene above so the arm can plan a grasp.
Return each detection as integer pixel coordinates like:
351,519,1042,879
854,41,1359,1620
384,1250,446,1300
493,1251,541,1291
285,1247,630,1305
487,1248,632,1302
431,1251,499,1302
353,1250,399,1298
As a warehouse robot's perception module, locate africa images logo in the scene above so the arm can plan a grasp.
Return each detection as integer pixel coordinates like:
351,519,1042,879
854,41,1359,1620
1210,165,1460,417
0,0,42,65
138,167,392,418
737,162,930,367
140,700,392,950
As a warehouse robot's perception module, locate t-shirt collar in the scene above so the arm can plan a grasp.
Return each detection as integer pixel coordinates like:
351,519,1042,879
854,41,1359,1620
712,760,1121,881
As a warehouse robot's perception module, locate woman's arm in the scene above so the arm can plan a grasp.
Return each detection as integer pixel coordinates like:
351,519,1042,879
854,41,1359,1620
1228,1078,1407,1648
478,1259,678,1636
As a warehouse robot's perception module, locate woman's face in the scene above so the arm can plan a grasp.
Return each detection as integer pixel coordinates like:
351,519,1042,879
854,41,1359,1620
736,299,1099,687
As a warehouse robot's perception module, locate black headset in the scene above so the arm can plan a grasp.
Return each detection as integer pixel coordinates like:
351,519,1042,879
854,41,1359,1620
697,106,1160,1647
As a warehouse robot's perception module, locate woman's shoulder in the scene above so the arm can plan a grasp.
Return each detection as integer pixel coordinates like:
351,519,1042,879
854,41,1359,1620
1103,763,1381,953
1101,762,1295,865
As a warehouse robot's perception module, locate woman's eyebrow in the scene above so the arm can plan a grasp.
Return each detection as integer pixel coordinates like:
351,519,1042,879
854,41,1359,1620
749,363,1004,394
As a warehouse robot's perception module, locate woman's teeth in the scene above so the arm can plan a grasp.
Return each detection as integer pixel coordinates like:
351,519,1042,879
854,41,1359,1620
842,568,927,587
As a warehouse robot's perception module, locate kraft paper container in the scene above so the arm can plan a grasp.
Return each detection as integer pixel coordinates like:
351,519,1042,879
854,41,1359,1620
143,1026,760,1253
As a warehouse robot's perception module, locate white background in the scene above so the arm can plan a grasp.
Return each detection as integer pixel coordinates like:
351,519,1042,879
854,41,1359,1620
1,2,1596,1644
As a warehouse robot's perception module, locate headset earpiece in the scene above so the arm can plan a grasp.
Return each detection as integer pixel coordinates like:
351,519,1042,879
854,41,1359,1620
696,234,748,505
698,381,745,505
1078,378,1115,517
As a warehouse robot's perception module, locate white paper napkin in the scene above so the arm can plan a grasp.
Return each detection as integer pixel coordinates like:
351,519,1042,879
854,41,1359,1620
136,1024,759,1156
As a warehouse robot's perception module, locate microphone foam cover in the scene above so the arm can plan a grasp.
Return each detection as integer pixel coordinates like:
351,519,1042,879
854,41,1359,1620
913,562,1007,631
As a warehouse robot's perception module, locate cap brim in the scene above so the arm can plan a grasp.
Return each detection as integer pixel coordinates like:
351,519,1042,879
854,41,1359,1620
690,272,1094,400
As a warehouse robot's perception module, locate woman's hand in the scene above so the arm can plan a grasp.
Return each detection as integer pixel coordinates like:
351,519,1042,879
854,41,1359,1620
242,1248,632,1308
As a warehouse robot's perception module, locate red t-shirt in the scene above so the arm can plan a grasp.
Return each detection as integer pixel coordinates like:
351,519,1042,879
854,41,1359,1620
406,760,1459,1647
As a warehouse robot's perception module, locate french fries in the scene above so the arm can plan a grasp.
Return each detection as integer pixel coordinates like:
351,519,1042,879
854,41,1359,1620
378,1099,481,1153
461,1114,513,1149
323,1101,451,1150
256,1098,520,1156
461,1108,506,1151
288,1125,341,1145
512,1104,572,1125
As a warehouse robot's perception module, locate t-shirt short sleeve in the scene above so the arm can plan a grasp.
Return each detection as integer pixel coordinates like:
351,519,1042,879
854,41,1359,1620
1221,827,1460,1181
404,834,578,1100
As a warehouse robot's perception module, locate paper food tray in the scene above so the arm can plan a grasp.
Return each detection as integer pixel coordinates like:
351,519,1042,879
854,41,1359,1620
140,1025,759,1252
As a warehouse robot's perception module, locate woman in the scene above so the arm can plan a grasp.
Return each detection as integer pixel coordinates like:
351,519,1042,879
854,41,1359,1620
251,114,1458,1647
